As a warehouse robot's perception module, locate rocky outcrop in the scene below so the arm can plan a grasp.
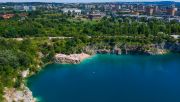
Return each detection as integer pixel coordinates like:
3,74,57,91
3,85,36,102
21,70,29,78
96,44,167,55
3,68,36,102
54,53,90,64
96,48,122,55
54,42,180,64
144,48,168,55
96,49,111,54
121,44,146,55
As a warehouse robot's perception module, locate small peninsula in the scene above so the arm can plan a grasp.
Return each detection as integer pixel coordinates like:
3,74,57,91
54,53,91,64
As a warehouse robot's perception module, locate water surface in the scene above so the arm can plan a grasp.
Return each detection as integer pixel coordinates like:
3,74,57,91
28,54,180,102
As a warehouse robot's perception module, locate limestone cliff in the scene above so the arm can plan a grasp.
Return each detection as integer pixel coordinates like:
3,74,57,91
54,53,90,64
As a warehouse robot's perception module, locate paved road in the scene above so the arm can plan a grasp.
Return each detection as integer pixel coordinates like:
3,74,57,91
1,35,179,41
1,37,73,41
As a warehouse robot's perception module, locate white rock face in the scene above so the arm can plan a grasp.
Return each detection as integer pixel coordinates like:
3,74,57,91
3,86,36,102
54,53,90,64
21,70,29,78
170,35,180,39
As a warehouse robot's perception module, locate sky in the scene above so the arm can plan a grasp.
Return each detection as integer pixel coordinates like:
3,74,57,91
0,0,179,3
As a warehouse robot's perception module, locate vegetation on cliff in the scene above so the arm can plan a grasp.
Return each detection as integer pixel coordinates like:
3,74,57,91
0,35,180,100
0,11,180,100
0,38,44,100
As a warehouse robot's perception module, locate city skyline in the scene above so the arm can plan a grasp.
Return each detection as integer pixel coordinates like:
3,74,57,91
0,0,179,3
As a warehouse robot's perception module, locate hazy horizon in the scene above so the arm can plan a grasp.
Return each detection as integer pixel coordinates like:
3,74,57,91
0,0,179,3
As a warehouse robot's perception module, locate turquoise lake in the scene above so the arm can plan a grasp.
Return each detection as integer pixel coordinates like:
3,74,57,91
27,54,180,102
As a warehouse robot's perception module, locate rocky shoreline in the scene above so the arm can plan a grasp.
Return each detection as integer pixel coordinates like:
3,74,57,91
54,49,168,64
95,48,168,55
3,42,180,101
88,42,180,55
54,43,178,64
3,85,36,102
54,53,91,64
3,70,36,102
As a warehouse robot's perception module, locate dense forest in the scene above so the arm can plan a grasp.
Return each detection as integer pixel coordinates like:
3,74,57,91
0,12,180,38
0,38,39,100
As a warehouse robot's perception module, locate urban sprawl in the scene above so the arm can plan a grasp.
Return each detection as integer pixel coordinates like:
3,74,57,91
0,1,180,22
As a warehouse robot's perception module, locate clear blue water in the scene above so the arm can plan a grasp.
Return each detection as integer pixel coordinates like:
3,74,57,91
27,54,180,102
